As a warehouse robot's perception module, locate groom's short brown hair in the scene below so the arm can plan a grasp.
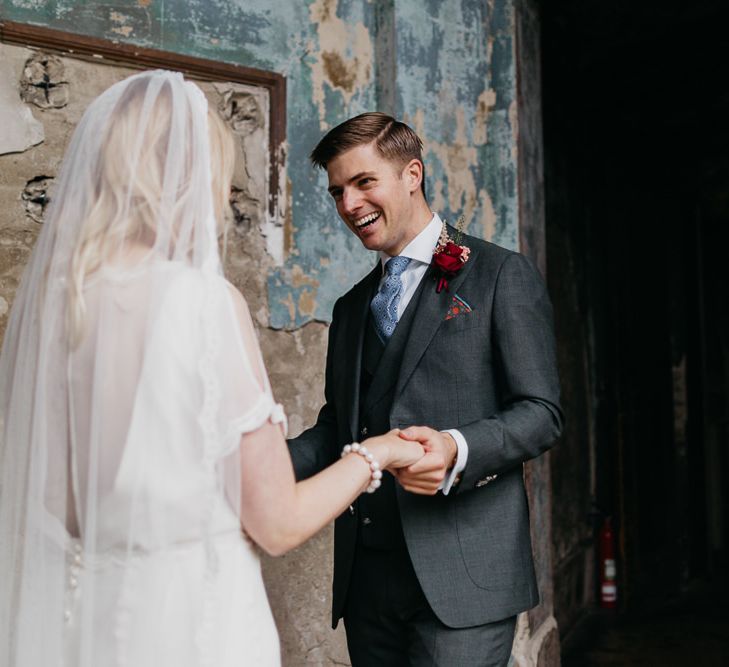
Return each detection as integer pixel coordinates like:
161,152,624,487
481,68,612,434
310,112,426,196
310,112,423,170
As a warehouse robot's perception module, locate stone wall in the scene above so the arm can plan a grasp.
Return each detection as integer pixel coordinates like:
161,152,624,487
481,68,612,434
0,41,339,663
0,1,557,664
1,0,521,327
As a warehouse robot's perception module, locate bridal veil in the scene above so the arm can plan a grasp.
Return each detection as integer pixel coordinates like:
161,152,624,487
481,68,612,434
0,70,283,665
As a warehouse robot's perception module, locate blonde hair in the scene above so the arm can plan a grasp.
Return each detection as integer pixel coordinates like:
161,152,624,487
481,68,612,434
208,107,236,234
66,75,235,346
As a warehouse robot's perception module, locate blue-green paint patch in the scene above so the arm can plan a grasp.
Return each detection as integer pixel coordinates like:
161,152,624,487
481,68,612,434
4,0,521,326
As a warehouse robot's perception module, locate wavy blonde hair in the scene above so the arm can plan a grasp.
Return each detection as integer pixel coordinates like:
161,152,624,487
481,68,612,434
66,75,235,346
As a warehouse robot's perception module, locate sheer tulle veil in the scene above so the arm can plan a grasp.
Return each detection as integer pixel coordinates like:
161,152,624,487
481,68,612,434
0,70,281,666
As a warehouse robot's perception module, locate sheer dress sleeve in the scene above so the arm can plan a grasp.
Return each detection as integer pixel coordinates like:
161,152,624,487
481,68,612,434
210,277,287,459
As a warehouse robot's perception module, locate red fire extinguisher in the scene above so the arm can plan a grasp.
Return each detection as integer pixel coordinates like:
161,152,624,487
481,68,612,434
599,516,617,609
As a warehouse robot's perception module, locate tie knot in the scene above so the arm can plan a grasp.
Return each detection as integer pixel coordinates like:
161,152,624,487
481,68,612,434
385,256,410,277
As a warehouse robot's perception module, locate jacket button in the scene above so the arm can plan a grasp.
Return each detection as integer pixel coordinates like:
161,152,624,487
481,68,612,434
362,517,372,526
348,505,355,515
360,426,368,437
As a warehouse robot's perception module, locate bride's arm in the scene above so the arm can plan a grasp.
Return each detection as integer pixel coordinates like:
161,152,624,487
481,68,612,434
224,283,422,556
237,421,416,556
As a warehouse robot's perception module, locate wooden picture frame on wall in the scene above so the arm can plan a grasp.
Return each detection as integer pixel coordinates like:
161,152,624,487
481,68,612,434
0,19,286,219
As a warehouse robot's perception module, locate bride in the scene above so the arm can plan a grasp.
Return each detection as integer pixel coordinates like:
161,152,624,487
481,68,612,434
0,70,423,666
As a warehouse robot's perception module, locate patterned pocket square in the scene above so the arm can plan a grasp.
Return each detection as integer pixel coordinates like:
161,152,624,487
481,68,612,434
444,294,473,321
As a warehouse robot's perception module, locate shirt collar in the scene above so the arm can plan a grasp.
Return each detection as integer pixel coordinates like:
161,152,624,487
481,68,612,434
378,213,442,270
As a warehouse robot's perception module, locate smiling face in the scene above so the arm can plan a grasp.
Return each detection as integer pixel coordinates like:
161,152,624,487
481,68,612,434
326,141,430,256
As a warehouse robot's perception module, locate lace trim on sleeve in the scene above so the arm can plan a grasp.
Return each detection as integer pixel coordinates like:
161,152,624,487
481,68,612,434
196,270,223,667
269,402,287,431
220,394,288,459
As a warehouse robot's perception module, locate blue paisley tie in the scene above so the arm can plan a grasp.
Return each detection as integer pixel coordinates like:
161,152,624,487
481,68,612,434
370,256,411,342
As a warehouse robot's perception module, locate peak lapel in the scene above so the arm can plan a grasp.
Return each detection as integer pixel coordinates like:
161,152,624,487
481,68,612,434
394,244,480,401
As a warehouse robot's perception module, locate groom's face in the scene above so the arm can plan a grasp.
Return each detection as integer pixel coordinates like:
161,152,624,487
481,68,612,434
326,142,421,256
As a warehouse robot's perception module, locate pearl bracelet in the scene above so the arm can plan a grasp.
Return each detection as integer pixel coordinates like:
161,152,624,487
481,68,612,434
341,442,383,494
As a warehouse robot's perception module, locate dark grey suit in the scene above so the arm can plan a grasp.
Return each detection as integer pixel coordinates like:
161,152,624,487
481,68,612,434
288,230,562,661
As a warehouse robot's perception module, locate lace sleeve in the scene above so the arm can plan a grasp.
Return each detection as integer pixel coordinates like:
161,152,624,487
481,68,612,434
212,278,287,458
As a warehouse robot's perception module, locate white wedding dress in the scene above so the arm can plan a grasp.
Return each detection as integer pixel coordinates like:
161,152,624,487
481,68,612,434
0,70,284,667
53,263,282,667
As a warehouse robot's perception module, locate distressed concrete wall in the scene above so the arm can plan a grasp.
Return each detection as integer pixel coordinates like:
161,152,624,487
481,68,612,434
0,1,549,664
1,0,520,327
512,1,560,664
0,40,339,664
394,0,518,248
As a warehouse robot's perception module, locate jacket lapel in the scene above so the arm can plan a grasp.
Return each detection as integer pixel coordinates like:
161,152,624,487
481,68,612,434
343,263,381,441
394,242,480,401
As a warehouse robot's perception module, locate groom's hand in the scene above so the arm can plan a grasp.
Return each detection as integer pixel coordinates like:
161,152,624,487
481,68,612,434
392,426,457,495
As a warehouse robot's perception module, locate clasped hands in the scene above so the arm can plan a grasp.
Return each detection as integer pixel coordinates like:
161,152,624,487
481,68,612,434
366,427,458,496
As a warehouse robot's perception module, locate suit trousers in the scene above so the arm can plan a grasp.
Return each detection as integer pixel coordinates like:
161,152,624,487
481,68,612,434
343,543,516,667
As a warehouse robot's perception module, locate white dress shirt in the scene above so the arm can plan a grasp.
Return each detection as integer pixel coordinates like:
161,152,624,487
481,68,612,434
377,213,467,494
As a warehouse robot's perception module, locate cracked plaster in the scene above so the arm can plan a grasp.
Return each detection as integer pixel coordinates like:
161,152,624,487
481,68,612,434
0,41,345,663
0,54,44,155
2,0,521,328
308,0,373,130
0,1,528,662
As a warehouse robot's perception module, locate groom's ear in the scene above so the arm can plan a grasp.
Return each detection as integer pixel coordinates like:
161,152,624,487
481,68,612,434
402,159,424,194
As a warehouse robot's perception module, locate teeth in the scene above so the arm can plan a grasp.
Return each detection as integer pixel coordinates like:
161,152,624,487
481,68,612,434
354,212,380,228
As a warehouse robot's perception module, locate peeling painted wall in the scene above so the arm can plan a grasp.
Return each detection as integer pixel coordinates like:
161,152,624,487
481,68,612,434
395,1,517,249
1,0,520,329
0,1,525,664
0,40,340,664
268,0,520,328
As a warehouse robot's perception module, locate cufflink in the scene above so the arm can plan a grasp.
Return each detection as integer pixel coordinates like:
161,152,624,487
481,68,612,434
475,474,498,488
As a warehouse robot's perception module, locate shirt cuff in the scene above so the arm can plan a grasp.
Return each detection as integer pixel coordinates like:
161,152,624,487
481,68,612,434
439,429,468,495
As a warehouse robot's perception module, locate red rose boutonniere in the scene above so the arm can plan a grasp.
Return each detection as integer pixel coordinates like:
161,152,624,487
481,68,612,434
431,219,470,293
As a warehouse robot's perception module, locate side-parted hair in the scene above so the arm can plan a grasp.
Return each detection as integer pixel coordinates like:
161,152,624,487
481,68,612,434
310,112,426,197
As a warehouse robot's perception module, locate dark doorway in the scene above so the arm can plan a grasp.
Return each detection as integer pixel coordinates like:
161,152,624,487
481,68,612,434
541,0,729,660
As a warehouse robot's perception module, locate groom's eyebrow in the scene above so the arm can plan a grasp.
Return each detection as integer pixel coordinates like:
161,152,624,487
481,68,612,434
327,171,375,195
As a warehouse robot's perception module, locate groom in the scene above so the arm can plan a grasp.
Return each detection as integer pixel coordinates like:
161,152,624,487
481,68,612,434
288,112,563,666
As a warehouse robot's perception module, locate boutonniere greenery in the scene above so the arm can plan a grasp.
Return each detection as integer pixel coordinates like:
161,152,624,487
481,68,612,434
431,216,470,293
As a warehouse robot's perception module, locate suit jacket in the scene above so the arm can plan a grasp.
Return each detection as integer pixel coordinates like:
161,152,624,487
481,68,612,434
288,230,563,629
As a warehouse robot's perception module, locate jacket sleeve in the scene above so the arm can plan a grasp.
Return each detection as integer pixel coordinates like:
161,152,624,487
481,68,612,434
455,252,563,493
286,299,342,480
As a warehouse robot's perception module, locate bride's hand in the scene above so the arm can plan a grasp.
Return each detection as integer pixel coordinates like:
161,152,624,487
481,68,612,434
363,429,425,470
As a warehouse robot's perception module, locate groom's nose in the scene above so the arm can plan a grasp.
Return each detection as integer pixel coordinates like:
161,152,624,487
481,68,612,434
340,188,363,217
